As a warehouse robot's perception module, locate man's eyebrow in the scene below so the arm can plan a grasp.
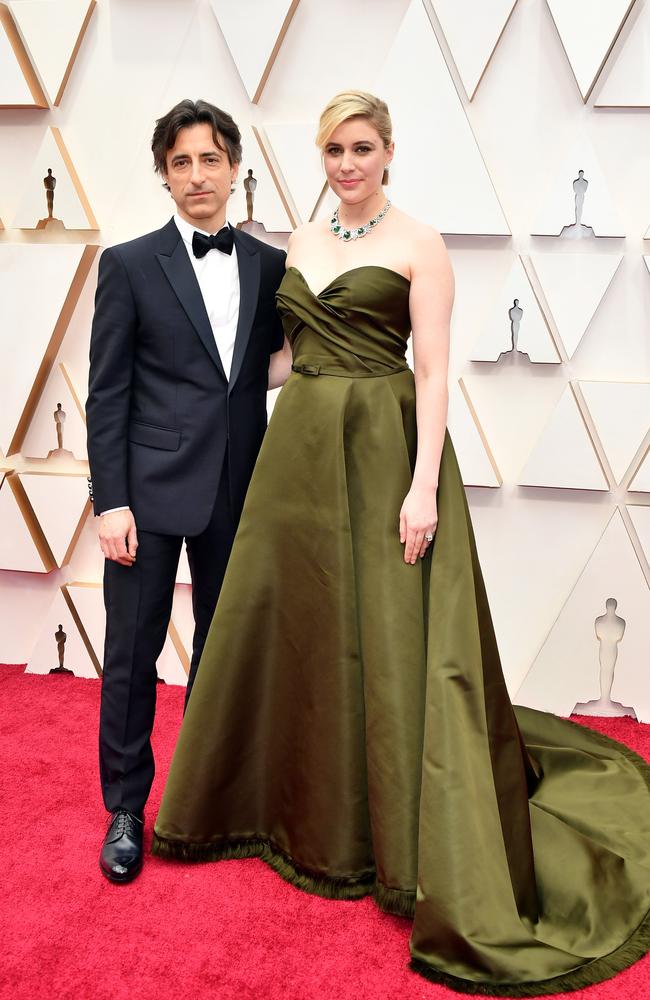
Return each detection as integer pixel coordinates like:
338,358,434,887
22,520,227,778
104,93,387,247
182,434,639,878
170,150,222,162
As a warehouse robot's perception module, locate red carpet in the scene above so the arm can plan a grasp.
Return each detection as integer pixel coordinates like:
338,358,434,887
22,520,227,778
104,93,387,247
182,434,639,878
1,662,648,1000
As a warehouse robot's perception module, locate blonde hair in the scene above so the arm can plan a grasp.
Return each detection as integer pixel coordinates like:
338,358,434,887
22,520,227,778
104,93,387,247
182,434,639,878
316,90,392,185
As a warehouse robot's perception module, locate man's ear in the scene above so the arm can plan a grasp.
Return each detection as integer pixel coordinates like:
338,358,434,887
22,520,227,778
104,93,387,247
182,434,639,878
231,161,240,186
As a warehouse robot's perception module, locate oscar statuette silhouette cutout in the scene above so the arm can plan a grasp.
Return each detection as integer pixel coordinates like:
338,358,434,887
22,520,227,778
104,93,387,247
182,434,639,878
560,169,595,240
36,169,65,231
48,403,74,460
508,298,523,353
573,598,636,718
50,624,73,675
495,298,531,363
234,167,289,250
236,169,259,231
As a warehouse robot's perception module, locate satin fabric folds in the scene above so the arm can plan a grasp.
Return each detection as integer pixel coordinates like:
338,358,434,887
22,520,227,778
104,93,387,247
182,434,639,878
153,266,650,995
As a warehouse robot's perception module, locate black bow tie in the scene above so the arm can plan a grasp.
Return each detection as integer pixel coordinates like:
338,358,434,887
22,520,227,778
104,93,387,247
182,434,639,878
192,227,234,259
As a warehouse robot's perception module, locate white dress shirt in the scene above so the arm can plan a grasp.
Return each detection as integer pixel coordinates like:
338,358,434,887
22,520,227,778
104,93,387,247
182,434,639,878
173,212,240,380
100,214,240,516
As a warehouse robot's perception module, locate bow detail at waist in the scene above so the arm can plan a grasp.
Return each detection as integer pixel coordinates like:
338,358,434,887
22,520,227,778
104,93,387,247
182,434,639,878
291,361,410,379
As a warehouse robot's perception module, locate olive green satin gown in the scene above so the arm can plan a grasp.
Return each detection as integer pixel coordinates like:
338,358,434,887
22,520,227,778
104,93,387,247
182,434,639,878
153,266,650,995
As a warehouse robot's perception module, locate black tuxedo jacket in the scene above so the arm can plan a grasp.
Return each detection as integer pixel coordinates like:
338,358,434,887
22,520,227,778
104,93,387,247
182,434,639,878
86,218,286,536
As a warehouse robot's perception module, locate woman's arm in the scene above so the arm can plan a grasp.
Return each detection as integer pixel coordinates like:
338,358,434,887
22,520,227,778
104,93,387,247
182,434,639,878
400,228,454,564
268,336,293,389
267,232,296,390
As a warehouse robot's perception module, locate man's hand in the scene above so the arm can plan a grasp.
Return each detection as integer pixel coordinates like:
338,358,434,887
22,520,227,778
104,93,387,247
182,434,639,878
98,509,138,567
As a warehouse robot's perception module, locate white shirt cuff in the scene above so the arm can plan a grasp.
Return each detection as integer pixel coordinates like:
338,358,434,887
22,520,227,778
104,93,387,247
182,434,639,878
100,506,130,516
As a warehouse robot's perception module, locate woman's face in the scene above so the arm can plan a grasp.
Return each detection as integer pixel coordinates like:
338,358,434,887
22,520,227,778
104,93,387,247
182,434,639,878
323,117,393,205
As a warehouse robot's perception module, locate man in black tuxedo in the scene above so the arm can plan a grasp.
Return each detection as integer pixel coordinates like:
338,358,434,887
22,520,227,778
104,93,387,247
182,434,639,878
86,99,290,883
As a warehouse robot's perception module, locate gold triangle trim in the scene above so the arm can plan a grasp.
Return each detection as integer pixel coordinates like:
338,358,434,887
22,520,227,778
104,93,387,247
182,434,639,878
0,3,47,107
310,179,330,223
59,362,87,425
567,380,613,488
168,619,190,677
515,506,619,698
418,0,511,235
9,243,99,456
426,0,519,101
546,0,637,102
6,472,56,570
520,255,566,362
62,583,102,676
622,430,650,491
251,125,297,230
621,504,650,590
53,1,96,106
251,0,300,103
458,377,503,485
576,380,650,489
16,472,90,569
50,127,99,228
62,496,92,567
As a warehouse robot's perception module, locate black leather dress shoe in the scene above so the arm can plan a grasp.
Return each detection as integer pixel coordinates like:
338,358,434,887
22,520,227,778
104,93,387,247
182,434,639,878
99,809,144,883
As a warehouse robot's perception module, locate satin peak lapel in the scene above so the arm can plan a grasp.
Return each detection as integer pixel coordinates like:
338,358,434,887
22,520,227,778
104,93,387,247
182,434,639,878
229,236,261,393
156,238,228,382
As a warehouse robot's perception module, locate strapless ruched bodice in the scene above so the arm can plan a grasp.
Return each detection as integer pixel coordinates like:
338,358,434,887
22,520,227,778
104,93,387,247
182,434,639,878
277,266,411,377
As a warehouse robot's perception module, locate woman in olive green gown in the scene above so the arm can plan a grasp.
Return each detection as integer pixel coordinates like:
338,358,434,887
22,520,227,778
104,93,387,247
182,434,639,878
153,92,650,995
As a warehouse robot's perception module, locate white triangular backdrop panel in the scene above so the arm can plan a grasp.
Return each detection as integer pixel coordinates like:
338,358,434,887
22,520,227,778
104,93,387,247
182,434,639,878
470,256,560,363
0,242,88,456
630,449,650,493
0,474,47,572
546,0,636,100
26,587,97,679
12,127,96,229
580,381,650,485
628,504,650,564
528,253,623,358
531,138,624,237
229,127,292,233
431,0,518,99
516,508,650,721
376,0,510,235
261,123,323,225
18,472,88,568
595,0,650,106
447,380,501,488
21,363,87,461
0,14,40,106
210,0,297,102
8,0,96,106
519,384,609,491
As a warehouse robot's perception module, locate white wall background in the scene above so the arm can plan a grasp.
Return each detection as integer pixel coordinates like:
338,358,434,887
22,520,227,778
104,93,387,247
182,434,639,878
0,0,649,714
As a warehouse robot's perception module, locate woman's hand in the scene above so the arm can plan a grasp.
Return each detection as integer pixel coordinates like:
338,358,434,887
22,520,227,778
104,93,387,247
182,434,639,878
399,487,438,564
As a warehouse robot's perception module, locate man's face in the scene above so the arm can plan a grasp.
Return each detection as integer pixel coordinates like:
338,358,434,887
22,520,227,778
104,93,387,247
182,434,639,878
163,122,239,230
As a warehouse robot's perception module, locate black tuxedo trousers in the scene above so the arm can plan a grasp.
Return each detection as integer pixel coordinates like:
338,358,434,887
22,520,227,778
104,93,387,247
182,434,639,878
99,466,234,814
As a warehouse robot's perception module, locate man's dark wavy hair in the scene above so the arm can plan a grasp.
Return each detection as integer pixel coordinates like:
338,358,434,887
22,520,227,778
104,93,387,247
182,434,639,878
151,99,243,188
